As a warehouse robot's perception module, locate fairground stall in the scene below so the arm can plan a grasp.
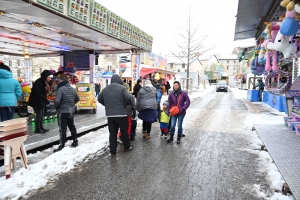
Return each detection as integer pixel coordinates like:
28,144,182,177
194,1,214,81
235,0,300,197
0,0,153,153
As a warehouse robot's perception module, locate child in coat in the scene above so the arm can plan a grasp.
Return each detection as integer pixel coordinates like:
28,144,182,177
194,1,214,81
160,101,170,138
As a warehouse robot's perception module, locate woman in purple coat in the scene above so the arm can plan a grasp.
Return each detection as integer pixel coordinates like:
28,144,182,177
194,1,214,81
167,81,190,144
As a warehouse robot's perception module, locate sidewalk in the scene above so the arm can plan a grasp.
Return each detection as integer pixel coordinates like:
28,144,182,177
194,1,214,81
231,88,298,199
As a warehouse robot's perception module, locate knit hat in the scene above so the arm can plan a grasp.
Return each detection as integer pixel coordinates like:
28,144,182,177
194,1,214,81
144,80,151,86
163,101,169,107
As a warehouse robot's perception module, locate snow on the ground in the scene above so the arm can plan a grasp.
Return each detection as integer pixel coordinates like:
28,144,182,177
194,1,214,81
230,87,293,199
0,87,212,199
0,128,109,200
0,86,294,199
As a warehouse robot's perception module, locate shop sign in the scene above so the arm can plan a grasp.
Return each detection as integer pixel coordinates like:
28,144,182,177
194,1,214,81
131,54,140,91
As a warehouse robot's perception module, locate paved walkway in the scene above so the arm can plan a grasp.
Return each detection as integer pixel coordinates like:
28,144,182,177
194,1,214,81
30,91,266,199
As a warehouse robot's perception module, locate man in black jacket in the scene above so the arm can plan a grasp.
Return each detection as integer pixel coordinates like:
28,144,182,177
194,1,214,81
28,70,53,133
53,75,79,152
98,74,133,155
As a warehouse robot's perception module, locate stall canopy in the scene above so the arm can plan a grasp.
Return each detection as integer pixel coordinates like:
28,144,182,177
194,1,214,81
140,67,158,77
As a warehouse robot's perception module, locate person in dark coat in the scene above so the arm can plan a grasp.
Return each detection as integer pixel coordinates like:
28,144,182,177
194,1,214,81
98,74,133,155
132,79,142,98
133,79,142,97
167,81,190,144
166,81,171,95
28,70,53,133
253,79,265,102
53,75,80,152
95,83,100,97
136,80,158,139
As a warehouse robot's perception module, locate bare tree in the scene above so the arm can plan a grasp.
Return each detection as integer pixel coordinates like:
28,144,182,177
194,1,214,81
171,7,214,91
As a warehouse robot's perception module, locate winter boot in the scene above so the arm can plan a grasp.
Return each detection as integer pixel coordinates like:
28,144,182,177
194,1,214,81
167,134,174,143
177,135,181,144
181,133,185,137
142,131,147,138
71,140,78,147
164,133,168,139
146,134,151,140
53,145,63,153
161,131,164,137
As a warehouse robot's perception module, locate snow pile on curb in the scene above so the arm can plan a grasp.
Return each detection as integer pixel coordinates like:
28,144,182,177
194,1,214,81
242,114,294,199
0,128,109,200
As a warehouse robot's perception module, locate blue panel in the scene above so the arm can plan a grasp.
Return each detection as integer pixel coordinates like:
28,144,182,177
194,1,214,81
247,90,259,102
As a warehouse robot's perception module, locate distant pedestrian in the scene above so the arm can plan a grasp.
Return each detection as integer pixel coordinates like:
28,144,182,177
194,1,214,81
95,83,100,97
166,81,171,95
160,101,170,138
136,80,158,140
0,64,22,121
53,75,80,152
98,74,133,155
28,70,53,133
132,79,142,98
253,79,265,102
167,81,190,144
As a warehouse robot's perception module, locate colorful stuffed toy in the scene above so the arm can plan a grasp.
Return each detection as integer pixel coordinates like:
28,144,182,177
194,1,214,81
21,82,31,102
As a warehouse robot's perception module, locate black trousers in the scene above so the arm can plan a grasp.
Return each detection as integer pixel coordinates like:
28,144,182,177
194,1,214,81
58,113,77,148
33,107,44,130
258,89,264,102
142,121,152,134
108,117,130,154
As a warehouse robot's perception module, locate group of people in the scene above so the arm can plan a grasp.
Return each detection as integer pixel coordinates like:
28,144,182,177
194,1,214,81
0,61,79,153
99,74,190,156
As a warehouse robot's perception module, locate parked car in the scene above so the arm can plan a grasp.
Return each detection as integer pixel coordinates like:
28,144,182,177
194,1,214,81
216,81,228,92
76,83,97,114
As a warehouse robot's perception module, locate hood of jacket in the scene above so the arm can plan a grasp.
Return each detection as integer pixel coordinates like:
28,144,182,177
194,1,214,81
0,69,12,79
41,70,53,81
110,74,123,85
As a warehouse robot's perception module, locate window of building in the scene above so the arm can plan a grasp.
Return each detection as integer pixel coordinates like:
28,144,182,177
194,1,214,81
178,69,181,72
233,66,236,70
182,64,185,69
17,59,20,66
227,61,229,63
234,60,236,63
170,63,173,68
9,60,12,67
227,66,229,70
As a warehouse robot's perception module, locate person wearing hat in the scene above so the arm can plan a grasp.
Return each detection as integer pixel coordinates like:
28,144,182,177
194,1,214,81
0,63,22,121
28,70,53,133
136,79,158,139
159,100,170,138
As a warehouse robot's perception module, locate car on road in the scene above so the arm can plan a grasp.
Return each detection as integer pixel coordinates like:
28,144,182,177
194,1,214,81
216,81,228,92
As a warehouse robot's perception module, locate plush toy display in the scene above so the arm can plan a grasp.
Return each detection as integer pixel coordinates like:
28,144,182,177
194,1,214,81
20,82,31,102
154,72,160,80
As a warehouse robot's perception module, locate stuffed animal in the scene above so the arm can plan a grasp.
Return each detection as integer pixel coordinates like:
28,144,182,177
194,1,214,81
47,85,57,101
280,0,299,42
21,82,31,94
65,62,76,75
154,72,160,80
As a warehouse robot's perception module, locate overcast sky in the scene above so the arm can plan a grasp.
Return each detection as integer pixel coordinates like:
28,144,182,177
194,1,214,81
98,0,256,56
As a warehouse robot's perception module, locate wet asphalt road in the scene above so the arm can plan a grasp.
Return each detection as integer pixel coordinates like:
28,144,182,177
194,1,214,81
30,89,266,200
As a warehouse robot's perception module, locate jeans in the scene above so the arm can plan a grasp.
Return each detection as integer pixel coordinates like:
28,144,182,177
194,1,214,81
170,114,185,136
0,107,15,122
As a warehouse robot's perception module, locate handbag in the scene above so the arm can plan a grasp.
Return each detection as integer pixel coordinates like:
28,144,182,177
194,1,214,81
169,94,182,116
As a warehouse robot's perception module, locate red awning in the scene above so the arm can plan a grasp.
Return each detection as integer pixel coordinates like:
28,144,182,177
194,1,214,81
140,67,158,77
